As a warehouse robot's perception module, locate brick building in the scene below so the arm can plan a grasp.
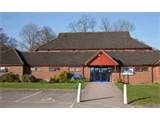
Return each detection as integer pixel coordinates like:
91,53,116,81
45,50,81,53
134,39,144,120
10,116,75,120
1,32,160,84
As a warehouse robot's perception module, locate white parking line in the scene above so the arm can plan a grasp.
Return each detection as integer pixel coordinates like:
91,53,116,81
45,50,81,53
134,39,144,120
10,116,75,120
14,91,42,102
40,97,56,102
69,100,76,108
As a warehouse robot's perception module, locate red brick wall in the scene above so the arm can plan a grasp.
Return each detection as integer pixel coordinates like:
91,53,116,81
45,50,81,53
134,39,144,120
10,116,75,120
31,66,160,83
0,66,24,78
112,67,153,84
123,68,152,84
31,67,67,80
8,66,24,76
3,65,158,84
112,72,120,82
31,66,84,81
153,66,160,83
83,67,90,81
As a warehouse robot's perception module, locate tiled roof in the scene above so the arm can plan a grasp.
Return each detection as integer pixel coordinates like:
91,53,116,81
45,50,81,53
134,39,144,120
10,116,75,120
0,44,23,65
21,50,160,66
107,51,160,66
36,32,152,50
21,51,95,66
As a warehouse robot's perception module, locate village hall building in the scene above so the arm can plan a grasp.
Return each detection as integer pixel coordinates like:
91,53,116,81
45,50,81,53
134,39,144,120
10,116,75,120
0,32,160,84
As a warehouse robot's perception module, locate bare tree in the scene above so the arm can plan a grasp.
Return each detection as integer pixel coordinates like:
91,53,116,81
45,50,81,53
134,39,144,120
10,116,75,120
112,19,135,32
20,23,40,51
68,15,96,32
89,18,96,32
100,17,112,32
38,26,56,44
68,23,77,32
20,23,57,51
0,28,9,44
7,37,18,48
0,28,17,48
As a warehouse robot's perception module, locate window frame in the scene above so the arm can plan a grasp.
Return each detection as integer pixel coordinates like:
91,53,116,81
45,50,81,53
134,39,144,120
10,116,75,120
134,66,148,72
48,67,60,72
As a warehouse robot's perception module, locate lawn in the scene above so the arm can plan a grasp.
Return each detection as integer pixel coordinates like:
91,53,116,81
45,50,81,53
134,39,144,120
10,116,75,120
0,82,87,89
115,83,160,106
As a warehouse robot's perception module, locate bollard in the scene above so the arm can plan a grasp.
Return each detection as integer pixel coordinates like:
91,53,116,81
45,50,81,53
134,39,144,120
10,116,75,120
77,83,81,103
123,83,128,104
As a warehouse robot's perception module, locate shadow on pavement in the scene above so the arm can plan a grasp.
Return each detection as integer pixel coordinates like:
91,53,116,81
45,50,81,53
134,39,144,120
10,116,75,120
81,96,114,102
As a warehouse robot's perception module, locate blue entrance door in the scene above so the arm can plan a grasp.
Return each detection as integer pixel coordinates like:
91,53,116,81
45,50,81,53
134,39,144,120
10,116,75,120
90,67,112,82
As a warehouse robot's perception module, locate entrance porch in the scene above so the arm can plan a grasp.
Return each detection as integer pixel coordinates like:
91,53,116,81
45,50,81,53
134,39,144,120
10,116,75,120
85,50,119,82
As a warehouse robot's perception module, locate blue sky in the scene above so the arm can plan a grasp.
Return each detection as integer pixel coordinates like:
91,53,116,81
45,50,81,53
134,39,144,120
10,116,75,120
0,12,160,49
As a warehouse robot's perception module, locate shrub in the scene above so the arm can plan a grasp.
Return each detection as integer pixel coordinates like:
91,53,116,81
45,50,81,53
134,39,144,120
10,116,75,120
154,82,160,84
115,78,123,83
39,79,48,83
58,71,73,82
50,71,73,83
49,76,60,83
22,74,42,82
0,72,21,82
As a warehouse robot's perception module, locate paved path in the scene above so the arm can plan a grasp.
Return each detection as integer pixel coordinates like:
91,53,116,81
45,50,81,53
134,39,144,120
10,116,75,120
74,82,131,108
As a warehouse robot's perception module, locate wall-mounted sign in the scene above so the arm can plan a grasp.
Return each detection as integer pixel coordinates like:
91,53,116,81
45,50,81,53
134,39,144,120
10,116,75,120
121,67,134,76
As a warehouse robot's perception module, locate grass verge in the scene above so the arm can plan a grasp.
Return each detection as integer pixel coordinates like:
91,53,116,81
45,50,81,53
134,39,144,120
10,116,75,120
0,82,87,89
115,82,160,106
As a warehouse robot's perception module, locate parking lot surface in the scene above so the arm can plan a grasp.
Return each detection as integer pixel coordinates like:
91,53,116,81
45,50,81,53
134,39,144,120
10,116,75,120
0,89,76,108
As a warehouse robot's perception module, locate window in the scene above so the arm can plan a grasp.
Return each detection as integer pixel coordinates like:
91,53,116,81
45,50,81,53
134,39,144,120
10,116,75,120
0,67,8,72
49,67,60,72
141,67,148,71
31,67,40,71
134,67,141,72
134,67,148,72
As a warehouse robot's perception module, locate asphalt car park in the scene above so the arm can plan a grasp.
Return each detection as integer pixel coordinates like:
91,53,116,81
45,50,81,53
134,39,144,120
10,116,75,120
0,89,77,108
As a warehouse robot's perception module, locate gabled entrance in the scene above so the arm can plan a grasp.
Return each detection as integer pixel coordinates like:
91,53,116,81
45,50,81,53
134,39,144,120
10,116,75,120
85,50,118,82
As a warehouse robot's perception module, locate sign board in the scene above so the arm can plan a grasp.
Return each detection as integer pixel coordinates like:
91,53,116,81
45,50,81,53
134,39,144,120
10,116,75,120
121,67,134,76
